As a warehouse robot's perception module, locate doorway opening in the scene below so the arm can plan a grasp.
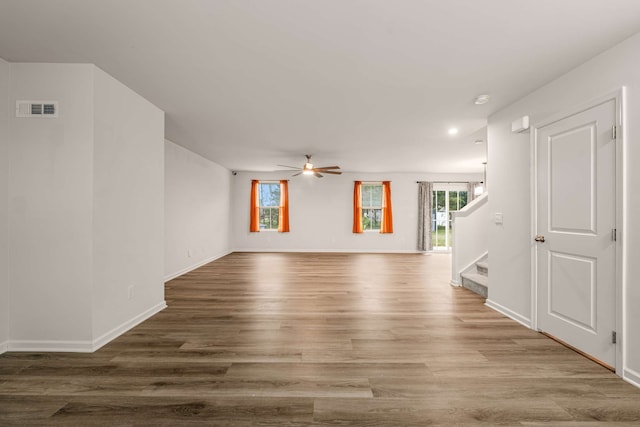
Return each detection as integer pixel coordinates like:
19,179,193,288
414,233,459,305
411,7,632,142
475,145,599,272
432,184,469,251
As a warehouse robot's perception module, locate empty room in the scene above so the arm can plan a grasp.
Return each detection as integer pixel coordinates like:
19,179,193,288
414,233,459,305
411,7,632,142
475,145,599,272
2,0,640,425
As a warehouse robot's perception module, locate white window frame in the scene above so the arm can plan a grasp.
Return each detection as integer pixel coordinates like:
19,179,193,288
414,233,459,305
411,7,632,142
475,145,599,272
258,181,281,231
361,182,383,232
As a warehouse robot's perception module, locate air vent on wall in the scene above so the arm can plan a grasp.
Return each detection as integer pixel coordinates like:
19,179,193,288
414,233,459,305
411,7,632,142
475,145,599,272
16,101,59,118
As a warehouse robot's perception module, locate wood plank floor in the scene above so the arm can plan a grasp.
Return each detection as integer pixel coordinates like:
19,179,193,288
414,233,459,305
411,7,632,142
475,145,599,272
1,252,640,426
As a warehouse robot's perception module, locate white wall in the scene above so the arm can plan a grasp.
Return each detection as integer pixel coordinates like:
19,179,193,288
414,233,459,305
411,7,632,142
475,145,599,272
0,58,9,351
8,63,95,347
487,31,640,386
451,193,489,284
164,140,231,281
231,171,482,252
4,62,165,351
92,68,165,342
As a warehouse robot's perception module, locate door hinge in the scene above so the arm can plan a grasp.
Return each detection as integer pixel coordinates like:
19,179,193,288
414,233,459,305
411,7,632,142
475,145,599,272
612,125,617,139
612,228,617,242
612,331,617,344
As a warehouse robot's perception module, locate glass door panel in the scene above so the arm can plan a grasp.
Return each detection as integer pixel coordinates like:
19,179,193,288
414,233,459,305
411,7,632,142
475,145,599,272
432,189,469,251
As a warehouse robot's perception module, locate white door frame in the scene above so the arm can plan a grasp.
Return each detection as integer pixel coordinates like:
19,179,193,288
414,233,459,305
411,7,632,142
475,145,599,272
530,88,624,375
432,183,468,251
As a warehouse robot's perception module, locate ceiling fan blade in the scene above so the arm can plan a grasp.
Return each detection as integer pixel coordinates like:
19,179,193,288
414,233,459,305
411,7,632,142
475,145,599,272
278,157,339,177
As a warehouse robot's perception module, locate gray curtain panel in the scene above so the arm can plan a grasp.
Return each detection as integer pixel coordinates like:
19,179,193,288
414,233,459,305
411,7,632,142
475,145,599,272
468,181,480,202
417,181,433,251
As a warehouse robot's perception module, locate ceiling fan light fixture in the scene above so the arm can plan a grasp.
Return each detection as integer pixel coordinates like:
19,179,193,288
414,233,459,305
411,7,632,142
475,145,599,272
303,162,314,175
280,155,342,178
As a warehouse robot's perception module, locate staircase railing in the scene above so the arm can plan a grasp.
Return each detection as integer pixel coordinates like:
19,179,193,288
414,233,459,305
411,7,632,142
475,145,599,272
451,192,489,286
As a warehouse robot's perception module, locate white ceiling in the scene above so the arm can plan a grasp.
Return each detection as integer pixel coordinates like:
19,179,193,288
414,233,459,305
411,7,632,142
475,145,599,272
1,1,640,173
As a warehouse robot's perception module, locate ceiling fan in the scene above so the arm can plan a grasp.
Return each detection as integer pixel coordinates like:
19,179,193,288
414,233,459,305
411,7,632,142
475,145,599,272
278,155,342,178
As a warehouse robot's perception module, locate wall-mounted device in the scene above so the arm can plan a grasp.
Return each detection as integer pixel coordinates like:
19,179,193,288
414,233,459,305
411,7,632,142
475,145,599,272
511,115,529,133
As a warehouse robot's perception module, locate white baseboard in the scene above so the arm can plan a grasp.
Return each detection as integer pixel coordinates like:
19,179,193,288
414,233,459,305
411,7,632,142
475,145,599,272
485,299,532,328
91,301,167,351
0,340,8,354
6,301,167,353
623,367,640,389
450,280,461,287
232,248,423,254
9,339,94,353
164,251,232,282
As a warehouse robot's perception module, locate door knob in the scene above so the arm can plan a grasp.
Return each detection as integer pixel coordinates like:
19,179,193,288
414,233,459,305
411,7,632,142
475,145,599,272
534,235,545,242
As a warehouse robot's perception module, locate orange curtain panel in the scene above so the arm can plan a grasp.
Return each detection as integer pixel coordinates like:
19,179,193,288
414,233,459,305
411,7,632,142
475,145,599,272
353,181,363,233
250,180,260,232
278,180,290,232
381,181,394,233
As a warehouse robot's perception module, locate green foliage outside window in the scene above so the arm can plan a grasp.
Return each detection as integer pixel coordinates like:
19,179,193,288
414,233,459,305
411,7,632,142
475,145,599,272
361,184,383,231
432,189,468,249
259,183,281,230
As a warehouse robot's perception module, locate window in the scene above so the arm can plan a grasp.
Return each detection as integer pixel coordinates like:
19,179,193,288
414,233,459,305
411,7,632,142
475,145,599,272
353,181,393,234
258,182,281,230
449,190,468,212
361,183,383,231
250,180,290,233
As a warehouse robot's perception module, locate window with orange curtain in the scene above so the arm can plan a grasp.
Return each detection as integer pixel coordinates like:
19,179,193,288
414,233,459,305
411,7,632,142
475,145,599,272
278,180,290,232
381,181,394,233
353,181,393,233
250,180,290,232
250,180,260,232
352,181,363,233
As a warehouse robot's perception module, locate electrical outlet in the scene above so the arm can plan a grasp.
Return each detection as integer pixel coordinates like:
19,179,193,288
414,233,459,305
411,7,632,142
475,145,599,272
128,285,134,300
188,249,192,257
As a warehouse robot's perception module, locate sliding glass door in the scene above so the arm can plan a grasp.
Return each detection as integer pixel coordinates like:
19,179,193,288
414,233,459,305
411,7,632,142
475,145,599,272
432,186,468,251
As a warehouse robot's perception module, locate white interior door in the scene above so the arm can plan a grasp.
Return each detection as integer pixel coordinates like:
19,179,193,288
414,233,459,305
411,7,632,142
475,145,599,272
535,98,617,367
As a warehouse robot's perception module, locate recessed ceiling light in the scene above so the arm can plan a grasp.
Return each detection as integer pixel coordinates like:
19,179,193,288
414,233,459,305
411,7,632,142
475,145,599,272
448,128,459,135
474,94,491,105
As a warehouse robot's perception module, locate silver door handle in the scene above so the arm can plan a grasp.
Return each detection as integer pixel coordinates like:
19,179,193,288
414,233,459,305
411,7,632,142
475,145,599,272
534,235,545,242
